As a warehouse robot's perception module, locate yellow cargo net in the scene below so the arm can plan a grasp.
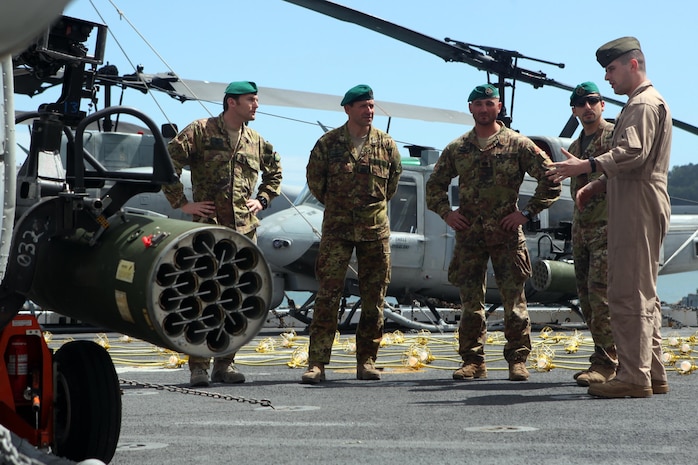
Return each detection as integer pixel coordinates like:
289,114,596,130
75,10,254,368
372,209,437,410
43,327,698,375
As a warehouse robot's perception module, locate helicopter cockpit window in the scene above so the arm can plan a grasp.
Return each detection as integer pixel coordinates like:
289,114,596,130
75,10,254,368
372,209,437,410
59,132,156,172
294,185,324,208
390,178,418,233
547,196,574,231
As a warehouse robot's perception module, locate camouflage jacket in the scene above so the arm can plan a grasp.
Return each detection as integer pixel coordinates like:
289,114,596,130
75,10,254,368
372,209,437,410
306,123,402,241
163,113,282,234
569,119,614,226
426,122,560,245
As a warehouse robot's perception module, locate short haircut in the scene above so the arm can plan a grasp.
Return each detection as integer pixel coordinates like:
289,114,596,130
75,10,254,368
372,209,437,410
223,94,240,111
619,49,646,72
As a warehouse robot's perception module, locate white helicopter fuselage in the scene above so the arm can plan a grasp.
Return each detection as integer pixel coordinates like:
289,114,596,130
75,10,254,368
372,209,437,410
257,138,698,310
257,139,576,308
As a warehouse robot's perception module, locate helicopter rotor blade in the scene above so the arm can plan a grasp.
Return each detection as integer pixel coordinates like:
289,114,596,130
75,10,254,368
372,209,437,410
284,0,698,137
283,0,486,66
283,1,565,90
140,74,476,126
559,115,579,139
12,63,474,127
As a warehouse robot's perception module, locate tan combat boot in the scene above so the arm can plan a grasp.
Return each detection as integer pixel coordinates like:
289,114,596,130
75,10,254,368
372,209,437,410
189,368,210,387
301,362,326,384
189,357,211,387
356,359,381,380
575,363,616,386
211,359,245,384
508,361,530,381
452,361,487,380
651,379,669,394
588,379,652,398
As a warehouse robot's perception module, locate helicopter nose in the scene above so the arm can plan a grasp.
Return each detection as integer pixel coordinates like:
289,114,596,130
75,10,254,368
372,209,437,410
257,205,323,269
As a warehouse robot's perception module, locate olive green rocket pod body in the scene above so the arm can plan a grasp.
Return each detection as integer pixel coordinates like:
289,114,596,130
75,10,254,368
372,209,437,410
531,259,578,297
27,213,272,358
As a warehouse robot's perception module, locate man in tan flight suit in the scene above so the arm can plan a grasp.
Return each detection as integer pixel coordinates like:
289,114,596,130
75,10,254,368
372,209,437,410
549,37,671,398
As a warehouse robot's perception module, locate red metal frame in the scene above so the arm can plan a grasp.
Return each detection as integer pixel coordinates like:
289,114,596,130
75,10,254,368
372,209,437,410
0,314,54,449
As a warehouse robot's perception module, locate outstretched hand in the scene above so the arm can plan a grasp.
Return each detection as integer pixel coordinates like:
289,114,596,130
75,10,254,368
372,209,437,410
546,148,590,183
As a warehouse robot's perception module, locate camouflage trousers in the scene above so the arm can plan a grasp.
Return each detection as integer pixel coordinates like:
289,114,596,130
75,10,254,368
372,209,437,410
454,238,531,364
573,222,617,367
189,229,256,371
308,237,391,364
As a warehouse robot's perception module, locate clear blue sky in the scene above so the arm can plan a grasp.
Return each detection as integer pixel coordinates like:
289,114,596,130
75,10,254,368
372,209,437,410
11,0,698,301
14,0,698,191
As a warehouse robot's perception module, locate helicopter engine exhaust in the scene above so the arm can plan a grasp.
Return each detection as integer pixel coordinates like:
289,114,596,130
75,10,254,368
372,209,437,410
530,259,577,296
25,213,272,358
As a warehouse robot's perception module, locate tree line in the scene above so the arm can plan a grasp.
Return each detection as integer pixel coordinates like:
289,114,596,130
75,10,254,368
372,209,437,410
669,163,698,206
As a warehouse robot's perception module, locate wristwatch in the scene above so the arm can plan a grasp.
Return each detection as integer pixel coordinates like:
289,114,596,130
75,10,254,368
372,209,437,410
257,196,268,210
588,156,597,173
521,209,533,221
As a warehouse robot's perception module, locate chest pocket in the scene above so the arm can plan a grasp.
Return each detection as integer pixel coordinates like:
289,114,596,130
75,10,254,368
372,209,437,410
454,150,483,183
328,153,354,177
368,161,389,199
202,136,230,162
492,152,521,189
238,152,260,172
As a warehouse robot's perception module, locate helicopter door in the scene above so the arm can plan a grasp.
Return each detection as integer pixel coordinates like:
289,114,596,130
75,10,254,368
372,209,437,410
389,174,425,269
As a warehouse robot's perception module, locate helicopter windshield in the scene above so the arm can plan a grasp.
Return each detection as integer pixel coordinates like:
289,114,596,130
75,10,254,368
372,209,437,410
390,177,418,234
294,185,323,208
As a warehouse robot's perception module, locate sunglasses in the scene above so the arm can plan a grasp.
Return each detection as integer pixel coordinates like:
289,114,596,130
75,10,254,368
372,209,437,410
573,96,602,108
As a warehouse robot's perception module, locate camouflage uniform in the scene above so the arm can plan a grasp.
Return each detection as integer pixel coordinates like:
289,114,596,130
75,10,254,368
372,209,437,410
306,123,402,365
163,113,282,235
426,122,560,364
569,118,617,368
163,112,282,371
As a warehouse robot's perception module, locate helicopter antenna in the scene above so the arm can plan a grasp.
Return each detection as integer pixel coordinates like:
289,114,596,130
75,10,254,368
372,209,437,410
509,57,517,125
86,1,197,126
443,38,566,128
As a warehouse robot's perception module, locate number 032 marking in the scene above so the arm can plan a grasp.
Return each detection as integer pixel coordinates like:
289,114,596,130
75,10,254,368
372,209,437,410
16,229,45,268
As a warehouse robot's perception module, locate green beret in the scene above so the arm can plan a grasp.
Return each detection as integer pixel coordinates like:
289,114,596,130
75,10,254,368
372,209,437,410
341,84,373,106
468,84,499,102
570,81,601,106
596,37,641,68
224,81,258,95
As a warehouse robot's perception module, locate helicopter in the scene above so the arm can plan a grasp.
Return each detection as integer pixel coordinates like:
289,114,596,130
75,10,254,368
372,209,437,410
13,40,480,226
1,2,696,462
252,0,698,331
0,7,503,462
1,12,284,463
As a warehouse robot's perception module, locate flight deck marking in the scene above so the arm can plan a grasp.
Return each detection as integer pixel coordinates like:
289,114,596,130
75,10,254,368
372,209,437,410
465,425,538,433
254,405,320,412
547,393,590,401
116,442,168,452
